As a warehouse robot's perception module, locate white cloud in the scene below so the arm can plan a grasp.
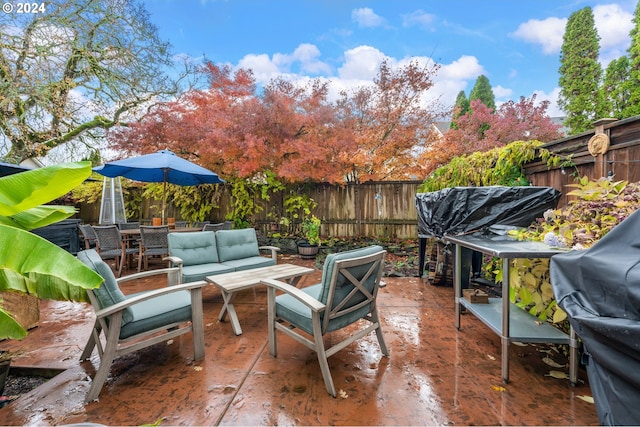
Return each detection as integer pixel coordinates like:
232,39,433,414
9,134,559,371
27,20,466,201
510,17,567,55
402,10,436,29
594,3,633,64
351,8,386,28
493,85,513,99
237,53,282,83
438,55,484,80
533,88,563,117
338,45,387,80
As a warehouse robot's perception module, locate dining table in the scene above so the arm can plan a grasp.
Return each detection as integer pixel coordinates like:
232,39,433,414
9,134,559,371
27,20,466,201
119,226,203,238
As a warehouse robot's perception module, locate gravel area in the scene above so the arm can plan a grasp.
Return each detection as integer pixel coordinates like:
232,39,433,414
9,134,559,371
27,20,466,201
1,375,48,406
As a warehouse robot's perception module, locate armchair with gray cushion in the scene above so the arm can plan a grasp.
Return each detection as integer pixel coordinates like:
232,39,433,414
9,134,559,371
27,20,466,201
260,245,389,397
77,249,206,402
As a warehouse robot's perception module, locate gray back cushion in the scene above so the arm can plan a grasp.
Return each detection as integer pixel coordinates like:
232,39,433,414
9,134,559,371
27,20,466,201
317,245,384,305
168,231,219,266
216,229,260,262
77,249,133,324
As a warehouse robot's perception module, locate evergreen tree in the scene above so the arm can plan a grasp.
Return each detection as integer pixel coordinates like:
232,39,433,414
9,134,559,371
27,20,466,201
624,0,640,118
450,90,469,129
558,7,603,134
469,75,496,111
601,56,630,118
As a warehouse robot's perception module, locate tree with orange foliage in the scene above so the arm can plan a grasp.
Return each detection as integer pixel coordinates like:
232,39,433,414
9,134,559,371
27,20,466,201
110,59,447,184
423,95,563,174
335,59,446,182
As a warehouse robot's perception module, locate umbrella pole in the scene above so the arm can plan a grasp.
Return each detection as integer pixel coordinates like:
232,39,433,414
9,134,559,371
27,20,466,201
162,178,167,225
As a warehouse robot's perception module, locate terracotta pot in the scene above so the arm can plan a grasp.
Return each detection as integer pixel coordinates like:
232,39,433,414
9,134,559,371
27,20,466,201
152,218,162,226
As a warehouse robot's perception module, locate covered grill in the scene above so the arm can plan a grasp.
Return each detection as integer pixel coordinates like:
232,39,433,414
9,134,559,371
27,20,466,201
415,186,561,285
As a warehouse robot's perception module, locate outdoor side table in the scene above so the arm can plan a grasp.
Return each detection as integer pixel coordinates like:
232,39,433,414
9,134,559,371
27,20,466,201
443,232,579,385
206,264,314,335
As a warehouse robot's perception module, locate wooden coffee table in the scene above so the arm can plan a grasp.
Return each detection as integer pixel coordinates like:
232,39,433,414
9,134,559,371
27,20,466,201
206,264,314,335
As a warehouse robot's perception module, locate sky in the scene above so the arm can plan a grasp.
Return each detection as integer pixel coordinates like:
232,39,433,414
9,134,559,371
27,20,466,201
141,0,639,118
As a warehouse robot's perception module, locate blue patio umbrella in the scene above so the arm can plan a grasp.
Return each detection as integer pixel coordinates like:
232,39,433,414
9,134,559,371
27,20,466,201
94,149,224,222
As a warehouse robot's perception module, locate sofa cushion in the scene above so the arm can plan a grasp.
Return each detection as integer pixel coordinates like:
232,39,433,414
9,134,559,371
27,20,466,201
182,263,234,282
168,231,219,266
77,249,133,325
216,229,260,262
220,255,276,271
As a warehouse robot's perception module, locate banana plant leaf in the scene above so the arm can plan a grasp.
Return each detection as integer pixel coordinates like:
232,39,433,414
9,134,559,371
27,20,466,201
0,161,102,340
0,225,102,300
0,205,77,230
0,161,91,217
0,225,103,340
0,309,27,340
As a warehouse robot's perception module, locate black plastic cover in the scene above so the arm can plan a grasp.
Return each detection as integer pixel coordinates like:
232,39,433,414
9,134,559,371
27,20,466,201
551,208,640,426
415,186,562,238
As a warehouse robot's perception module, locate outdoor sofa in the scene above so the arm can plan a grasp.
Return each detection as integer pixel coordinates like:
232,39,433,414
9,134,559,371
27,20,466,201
166,228,280,282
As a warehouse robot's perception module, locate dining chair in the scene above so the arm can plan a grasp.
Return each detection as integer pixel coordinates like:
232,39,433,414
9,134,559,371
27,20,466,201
261,245,388,397
92,225,138,277
138,225,170,272
77,249,206,402
203,222,225,232
117,221,141,250
174,221,188,228
78,224,98,250
116,221,141,230
192,221,210,229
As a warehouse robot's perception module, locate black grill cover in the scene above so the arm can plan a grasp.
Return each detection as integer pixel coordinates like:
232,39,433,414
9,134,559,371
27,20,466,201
415,186,561,238
551,208,640,425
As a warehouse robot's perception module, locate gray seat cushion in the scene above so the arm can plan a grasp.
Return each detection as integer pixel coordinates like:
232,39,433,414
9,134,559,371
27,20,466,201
220,255,275,271
119,291,193,339
182,263,234,282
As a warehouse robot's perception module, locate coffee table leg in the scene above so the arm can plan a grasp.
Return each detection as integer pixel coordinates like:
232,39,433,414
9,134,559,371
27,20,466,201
218,291,243,335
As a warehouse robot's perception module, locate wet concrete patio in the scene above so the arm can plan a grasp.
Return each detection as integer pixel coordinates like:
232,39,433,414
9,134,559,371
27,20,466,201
0,254,598,426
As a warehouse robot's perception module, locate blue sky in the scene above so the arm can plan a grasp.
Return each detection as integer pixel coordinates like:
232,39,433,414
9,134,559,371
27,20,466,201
144,0,638,117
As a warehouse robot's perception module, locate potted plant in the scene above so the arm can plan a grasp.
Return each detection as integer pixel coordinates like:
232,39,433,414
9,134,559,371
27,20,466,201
297,215,321,259
0,162,103,392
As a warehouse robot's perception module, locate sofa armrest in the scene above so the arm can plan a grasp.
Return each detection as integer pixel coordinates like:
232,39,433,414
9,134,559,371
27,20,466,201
163,256,184,281
164,255,183,266
259,245,281,262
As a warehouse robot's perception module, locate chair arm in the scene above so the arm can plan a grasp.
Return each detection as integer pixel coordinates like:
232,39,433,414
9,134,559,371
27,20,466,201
93,280,208,320
261,278,325,312
116,267,181,284
259,245,281,262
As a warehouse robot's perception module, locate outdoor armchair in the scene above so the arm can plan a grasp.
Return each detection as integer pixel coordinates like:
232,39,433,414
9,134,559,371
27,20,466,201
77,249,207,402
261,245,389,397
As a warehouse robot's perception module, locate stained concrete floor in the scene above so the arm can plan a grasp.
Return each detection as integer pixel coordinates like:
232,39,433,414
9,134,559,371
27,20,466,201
0,254,598,426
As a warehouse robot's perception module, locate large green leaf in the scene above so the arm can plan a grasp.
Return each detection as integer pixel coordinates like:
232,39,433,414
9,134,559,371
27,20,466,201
0,308,28,340
0,225,103,302
0,206,77,231
0,161,91,216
